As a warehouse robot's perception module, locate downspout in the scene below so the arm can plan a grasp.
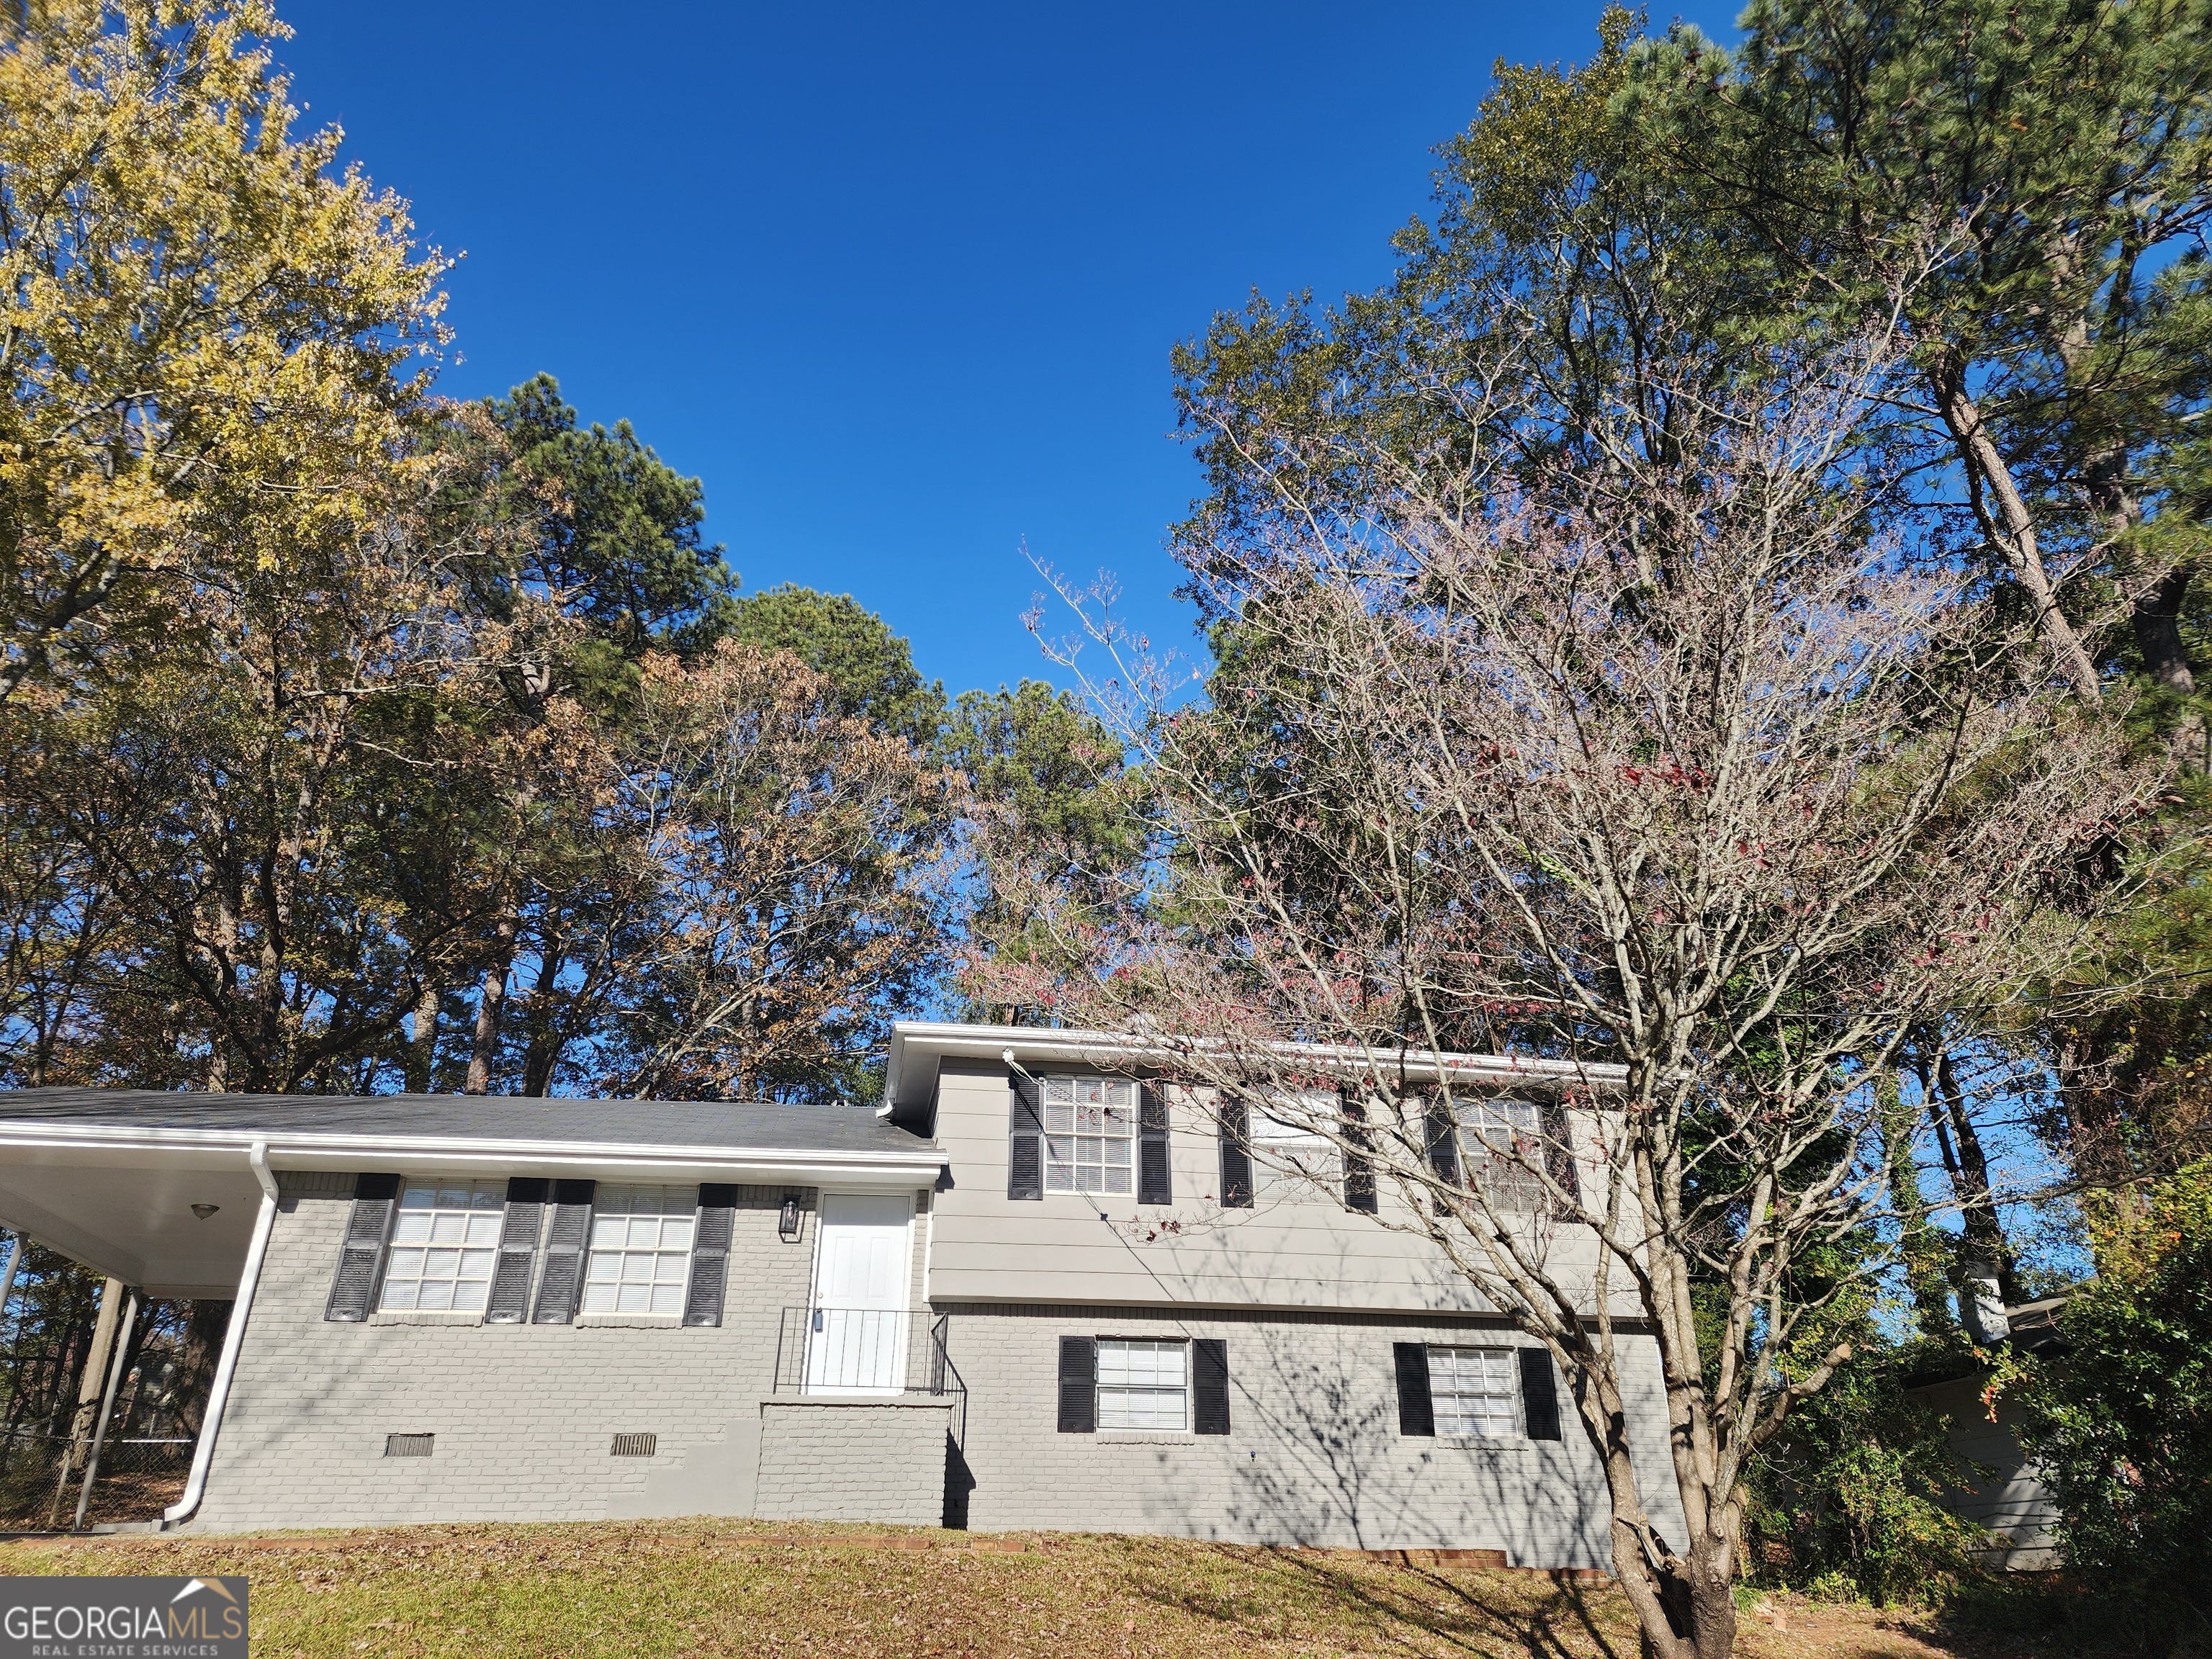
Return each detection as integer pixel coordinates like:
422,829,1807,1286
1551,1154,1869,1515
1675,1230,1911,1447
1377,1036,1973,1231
163,1140,279,1530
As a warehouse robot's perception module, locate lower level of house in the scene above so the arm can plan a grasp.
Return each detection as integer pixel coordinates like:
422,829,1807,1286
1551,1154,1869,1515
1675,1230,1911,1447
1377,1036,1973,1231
183,1174,1681,1569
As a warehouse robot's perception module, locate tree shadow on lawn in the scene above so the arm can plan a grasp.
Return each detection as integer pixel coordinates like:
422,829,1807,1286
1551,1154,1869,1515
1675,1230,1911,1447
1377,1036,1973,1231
1123,1539,1632,1659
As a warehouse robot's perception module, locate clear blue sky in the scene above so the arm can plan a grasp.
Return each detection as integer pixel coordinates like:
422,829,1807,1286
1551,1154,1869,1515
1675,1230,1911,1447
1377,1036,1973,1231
275,1,1715,701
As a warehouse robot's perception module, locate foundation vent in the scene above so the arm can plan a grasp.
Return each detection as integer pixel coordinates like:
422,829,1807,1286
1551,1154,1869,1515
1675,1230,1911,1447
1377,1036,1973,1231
611,1433,657,1458
384,1433,435,1458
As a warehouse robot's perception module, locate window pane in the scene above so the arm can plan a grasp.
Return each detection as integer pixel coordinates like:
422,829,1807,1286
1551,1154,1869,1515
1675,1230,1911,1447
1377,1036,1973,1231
1043,1076,1140,1194
581,1184,699,1316
1428,1346,1519,1437
377,1179,515,1310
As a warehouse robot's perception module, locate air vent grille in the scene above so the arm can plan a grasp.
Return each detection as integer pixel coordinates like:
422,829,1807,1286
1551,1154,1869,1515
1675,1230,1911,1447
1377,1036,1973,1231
610,1432,657,1458
385,1432,434,1458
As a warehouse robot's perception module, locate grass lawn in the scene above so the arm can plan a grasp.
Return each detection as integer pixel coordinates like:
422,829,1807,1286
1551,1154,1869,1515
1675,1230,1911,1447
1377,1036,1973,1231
0,1519,2036,1659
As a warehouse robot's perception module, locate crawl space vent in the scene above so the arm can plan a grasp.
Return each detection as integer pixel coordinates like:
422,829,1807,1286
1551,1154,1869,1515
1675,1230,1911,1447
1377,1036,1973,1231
384,1433,435,1458
610,1433,657,1458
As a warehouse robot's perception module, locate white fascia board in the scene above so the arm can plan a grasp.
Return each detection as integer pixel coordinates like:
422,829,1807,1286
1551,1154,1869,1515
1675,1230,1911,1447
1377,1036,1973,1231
0,1123,944,1189
884,1020,1626,1113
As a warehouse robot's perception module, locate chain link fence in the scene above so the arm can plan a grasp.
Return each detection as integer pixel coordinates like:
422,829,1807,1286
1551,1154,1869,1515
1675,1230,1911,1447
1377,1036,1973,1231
0,1430,192,1529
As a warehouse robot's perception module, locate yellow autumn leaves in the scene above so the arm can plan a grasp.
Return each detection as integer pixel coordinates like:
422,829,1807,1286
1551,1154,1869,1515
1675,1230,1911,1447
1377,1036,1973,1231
0,0,446,698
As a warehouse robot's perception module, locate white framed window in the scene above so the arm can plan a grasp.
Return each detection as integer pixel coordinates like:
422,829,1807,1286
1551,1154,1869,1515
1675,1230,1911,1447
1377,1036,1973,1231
1097,1338,1188,1430
1429,1345,1520,1437
1251,1094,1341,1200
379,1179,504,1312
1044,1075,1136,1194
583,1184,698,1315
1457,1098,1546,1211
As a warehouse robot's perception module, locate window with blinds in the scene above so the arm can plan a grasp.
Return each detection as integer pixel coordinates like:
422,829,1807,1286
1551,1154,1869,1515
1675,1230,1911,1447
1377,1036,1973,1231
583,1184,698,1316
378,1180,505,1312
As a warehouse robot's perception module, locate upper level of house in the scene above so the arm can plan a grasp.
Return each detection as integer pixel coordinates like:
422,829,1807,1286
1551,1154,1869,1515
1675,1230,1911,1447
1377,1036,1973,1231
0,1021,1627,1328
886,1022,1627,1318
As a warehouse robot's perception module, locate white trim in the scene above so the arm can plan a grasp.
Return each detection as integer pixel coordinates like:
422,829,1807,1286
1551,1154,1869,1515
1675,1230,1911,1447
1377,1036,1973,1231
0,1121,942,1185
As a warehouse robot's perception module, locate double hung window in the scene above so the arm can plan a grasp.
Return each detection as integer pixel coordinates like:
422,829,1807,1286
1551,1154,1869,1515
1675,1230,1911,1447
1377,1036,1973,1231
1457,1098,1546,1211
1250,1097,1341,1200
1044,1075,1136,1194
379,1180,504,1312
1428,1345,1520,1437
1096,1339,1188,1430
583,1184,698,1315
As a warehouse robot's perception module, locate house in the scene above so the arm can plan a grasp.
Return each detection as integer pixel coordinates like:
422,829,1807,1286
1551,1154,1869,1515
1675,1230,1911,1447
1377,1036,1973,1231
0,1021,1686,1565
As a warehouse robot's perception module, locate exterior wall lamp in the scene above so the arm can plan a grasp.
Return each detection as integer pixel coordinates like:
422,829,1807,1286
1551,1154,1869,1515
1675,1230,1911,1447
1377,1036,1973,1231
778,1195,803,1241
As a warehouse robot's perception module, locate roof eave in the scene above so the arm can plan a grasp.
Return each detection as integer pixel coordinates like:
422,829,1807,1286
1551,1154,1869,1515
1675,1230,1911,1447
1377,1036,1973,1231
0,1123,945,1188
884,1020,1628,1121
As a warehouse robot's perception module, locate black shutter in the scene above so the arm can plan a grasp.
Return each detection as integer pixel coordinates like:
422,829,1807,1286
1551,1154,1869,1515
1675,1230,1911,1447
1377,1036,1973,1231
1393,1342,1435,1437
484,1177,547,1324
1541,1100,1579,1213
1009,1072,1045,1201
1519,1345,1563,1440
1341,1088,1378,1214
1424,1094,1461,1186
531,1179,597,1324
1057,1336,1097,1433
1218,1098,1252,1208
1138,1083,1172,1205
1192,1338,1231,1434
325,1173,401,1321
683,1183,737,1327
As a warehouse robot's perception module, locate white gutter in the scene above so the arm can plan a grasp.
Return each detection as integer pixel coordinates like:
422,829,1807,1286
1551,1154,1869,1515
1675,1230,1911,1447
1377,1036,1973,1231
0,1125,943,1186
163,1138,279,1530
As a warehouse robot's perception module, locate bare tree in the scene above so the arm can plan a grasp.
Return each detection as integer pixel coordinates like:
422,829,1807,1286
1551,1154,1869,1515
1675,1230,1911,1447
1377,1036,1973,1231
988,334,2146,1659
611,642,959,1102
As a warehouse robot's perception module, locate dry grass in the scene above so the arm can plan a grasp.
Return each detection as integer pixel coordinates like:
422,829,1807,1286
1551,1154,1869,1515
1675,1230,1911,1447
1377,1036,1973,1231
0,1519,2038,1659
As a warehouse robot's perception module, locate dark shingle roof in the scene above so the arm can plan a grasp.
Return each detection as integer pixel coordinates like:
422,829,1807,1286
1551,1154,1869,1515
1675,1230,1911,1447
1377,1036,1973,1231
0,1089,932,1159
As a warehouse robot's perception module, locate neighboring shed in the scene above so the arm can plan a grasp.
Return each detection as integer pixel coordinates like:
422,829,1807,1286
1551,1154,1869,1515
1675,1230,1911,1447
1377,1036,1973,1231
1904,1295,2068,1571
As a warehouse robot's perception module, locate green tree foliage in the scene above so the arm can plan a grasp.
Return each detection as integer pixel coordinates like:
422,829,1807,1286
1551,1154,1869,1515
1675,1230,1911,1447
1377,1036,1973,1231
457,375,735,668
943,680,1144,1017
1741,1277,1988,1606
727,585,946,745
0,4,979,1105
2014,1163,2212,1617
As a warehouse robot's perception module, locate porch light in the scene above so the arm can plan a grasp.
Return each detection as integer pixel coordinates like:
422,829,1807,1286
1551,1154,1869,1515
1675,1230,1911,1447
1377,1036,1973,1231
190,1204,220,1220
778,1195,802,1241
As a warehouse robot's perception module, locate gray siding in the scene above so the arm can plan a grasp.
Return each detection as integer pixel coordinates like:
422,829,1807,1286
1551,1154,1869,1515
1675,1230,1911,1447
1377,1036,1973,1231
194,1175,827,1529
941,1303,1686,1565
927,1059,1618,1314
1910,1375,2060,1570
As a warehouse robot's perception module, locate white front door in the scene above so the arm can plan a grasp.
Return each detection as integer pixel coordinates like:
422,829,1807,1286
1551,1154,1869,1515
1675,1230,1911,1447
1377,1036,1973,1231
806,1192,912,1394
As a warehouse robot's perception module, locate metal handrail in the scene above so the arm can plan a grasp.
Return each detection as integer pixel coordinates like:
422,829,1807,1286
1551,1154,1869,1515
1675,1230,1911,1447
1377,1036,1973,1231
770,1307,965,1436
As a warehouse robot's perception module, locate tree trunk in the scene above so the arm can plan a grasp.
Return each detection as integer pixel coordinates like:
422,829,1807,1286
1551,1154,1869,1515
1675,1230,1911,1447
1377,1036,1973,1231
1930,364,2102,701
405,981,441,1094
1931,1046,2018,1305
518,914,568,1098
2131,564,2198,695
464,909,520,1096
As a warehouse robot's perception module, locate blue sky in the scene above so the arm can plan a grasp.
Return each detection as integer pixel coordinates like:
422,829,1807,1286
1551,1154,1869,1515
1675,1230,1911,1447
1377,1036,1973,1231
276,1,1715,701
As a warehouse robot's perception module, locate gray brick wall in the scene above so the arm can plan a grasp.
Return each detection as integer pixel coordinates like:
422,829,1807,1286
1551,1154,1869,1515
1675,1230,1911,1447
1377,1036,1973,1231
753,1401,953,1527
938,1303,1688,1568
193,1176,823,1531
